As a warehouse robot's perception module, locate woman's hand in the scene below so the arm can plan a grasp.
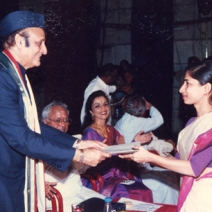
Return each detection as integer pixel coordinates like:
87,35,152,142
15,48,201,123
120,146,195,176
45,182,57,199
119,145,151,163
76,148,111,166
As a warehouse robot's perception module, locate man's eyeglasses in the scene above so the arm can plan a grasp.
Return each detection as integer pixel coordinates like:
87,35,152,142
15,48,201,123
48,118,72,125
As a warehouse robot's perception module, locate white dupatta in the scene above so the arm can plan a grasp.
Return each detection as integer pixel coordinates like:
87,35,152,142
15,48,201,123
177,112,212,212
177,112,212,160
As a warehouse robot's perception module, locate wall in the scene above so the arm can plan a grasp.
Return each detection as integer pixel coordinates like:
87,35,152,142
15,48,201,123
97,0,132,66
3,0,101,134
3,0,204,138
97,0,174,138
173,0,212,135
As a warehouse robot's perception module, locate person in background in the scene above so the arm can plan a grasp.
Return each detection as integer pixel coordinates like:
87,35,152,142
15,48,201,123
115,92,179,204
110,63,134,122
80,63,131,125
81,90,153,203
42,101,71,133
120,61,212,211
41,101,105,212
115,92,164,143
119,59,134,87
0,11,110,212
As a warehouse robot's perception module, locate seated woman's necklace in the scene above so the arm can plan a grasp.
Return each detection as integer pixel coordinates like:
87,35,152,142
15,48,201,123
93,123,109,139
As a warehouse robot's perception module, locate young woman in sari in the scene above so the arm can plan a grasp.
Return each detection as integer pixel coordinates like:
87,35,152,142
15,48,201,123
81,90,153,202
120,61,212,211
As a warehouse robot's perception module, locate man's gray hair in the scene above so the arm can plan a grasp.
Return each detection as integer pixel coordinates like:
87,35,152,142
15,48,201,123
41,101,69,121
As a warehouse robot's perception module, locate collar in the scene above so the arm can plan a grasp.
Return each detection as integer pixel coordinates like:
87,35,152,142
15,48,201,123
18,62,27,86
96,76,107,88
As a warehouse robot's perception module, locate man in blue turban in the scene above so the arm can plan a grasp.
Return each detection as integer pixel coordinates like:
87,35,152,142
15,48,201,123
0,10,110,212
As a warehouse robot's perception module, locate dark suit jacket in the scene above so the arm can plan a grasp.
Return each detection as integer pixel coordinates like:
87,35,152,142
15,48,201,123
0,62,76,211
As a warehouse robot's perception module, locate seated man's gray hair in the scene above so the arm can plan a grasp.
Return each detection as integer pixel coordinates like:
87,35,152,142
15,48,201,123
41,101,69,121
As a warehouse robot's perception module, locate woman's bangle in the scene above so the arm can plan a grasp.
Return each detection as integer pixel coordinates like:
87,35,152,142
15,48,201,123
79,149,84,163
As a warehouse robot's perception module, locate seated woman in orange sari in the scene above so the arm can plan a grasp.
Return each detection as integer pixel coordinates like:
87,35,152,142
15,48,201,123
81,90,153,202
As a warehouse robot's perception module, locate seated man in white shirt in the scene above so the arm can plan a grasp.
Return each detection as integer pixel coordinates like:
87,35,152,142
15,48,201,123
114,92,179,204
42,101,105,212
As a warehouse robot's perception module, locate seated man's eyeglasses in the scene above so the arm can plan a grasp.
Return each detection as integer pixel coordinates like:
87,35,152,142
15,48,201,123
48,118,72,125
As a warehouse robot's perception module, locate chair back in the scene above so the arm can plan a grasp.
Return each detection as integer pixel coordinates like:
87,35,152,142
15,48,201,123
46,187,63,212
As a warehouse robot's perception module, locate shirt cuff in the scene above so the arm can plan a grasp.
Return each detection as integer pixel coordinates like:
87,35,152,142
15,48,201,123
73,138,81,148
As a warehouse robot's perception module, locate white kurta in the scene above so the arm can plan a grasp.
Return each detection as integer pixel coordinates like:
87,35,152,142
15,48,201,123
45,165,105,212
114,106,164,143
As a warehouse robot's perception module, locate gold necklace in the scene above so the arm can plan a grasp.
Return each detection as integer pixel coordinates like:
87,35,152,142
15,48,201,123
93,123,109,138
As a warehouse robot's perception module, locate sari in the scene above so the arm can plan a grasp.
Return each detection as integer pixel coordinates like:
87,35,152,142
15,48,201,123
82,125,153,202
177,112,212,212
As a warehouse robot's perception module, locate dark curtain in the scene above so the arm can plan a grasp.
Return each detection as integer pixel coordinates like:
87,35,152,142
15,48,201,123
1,0,100,135
0,1,19,20
131,0,174,139
41,0,100,134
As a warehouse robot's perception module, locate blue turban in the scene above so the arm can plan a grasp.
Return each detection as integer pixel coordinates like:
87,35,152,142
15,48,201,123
0,10,45,37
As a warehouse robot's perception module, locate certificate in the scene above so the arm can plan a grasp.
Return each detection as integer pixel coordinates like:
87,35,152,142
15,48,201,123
103,142,140,154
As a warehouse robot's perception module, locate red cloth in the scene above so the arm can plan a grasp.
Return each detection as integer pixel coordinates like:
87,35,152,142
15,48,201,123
155,204,177,212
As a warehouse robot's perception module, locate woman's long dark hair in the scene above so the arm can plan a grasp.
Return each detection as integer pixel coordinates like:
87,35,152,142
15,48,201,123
81,90,109,131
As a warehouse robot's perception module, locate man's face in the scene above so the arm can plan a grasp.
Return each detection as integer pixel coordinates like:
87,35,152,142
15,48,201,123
43,106,69,133
19,27,47,69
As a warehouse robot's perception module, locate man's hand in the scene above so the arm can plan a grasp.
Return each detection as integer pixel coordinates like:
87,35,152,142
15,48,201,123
73,148,111,167
45,182,57,199
134,131,152,144
116,135,125,144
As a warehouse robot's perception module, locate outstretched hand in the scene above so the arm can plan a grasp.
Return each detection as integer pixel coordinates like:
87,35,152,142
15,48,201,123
119,145,151,163
82,148,111,166
73,148,111,167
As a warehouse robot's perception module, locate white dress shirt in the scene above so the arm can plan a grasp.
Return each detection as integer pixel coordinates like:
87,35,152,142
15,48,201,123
114,106,164,143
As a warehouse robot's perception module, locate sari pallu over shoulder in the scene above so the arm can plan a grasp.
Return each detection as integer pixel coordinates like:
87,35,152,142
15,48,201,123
177,127,212,212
